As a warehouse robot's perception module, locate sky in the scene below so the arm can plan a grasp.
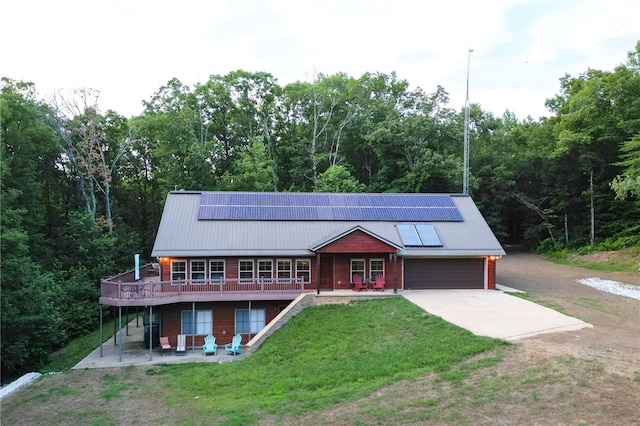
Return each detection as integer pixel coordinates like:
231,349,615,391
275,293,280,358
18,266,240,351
2,0,639,120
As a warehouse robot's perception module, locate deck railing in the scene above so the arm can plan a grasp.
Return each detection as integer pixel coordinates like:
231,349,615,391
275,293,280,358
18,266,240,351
101,277,307,301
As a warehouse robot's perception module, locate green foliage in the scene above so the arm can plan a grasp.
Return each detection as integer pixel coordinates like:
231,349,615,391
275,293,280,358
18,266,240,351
314,164,365,192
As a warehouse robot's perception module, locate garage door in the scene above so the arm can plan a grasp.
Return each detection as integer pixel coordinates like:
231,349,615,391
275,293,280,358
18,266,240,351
404,258,484,289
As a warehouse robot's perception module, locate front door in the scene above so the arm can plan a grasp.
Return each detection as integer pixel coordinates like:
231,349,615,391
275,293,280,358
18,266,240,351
319,256,334,290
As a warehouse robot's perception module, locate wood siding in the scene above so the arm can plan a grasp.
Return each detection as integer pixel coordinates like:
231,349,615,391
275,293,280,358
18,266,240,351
157,300,287,348
487,257,496,290
318,230,396,254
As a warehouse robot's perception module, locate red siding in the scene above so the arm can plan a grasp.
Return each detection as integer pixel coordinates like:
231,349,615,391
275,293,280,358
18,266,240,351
318,230,396,254
487,257,496,290
158,300,287,347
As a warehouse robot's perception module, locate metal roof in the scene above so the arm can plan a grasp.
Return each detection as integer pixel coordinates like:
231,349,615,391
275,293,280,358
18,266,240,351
151,191,506,258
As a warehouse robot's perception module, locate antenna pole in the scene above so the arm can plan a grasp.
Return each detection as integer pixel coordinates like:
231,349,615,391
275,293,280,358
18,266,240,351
463,48,473,195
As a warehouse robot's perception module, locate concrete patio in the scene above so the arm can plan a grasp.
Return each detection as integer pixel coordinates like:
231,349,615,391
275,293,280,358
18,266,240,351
72,318,247,369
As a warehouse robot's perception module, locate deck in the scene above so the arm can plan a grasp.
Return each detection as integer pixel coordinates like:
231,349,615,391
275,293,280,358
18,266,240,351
99,276,312,307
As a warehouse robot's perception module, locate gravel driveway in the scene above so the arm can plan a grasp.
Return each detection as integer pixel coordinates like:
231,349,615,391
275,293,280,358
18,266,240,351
496,246,640,377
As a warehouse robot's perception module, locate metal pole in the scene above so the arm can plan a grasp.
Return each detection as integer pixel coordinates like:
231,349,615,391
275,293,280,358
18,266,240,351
463,48,473,195
118,306,122,363
149,305,153,361
113,307,117,346
99,305,103,358
192,302,196,352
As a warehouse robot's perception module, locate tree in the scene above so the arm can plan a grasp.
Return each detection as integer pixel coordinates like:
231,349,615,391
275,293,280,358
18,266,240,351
47,89,132,234
1,81,65,378
314,165,365,193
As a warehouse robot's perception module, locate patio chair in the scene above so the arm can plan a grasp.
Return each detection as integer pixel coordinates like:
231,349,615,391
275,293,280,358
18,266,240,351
159,336,172,355
352,274,368,292
372,273,385,291
224,334,243,355
202,334,217,356
176,334,187,356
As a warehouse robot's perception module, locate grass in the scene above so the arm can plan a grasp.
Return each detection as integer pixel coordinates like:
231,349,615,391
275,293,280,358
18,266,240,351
544,246,640,273
504,292,570,316
5,297,640,425
40,313,140,373
148,298,507,424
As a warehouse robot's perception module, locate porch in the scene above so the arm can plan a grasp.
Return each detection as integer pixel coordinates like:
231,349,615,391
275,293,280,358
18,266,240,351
73,317,247,369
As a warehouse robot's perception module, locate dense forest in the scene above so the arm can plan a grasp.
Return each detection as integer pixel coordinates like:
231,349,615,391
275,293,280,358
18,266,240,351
2,42,639,380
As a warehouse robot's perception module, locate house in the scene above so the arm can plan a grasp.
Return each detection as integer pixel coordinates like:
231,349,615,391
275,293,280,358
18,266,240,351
99,191,505,353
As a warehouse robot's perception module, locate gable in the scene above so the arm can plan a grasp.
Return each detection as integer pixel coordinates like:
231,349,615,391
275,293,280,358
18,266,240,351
313,229,400,253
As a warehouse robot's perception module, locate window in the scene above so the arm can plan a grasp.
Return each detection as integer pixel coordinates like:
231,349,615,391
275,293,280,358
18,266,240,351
239,260,254,279
181,310,212,335
277,259,291,279
351,259,365,282
296,259,311,283
370,258,384,279
191,260,206,282
210,260,225,280
235,309,266,334
258,259,273,279
171,260,186,281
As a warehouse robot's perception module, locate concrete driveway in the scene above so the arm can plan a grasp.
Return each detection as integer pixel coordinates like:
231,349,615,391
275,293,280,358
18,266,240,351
402,288,592,341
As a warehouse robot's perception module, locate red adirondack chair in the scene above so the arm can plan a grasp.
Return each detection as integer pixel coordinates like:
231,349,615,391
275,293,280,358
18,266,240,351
372,273,385,291
352,274,368,292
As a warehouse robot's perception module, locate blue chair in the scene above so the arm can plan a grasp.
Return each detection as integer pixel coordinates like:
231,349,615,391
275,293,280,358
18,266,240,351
202,335,217,356
224,334,243,355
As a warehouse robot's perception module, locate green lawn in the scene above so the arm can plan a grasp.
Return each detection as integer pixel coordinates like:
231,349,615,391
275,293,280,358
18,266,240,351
14,298,507,425
148,297,506,425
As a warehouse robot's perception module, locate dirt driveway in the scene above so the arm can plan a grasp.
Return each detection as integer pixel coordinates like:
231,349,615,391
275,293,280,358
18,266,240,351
496,247,640,377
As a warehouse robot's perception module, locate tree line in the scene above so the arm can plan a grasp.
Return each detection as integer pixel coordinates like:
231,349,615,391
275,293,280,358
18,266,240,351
1,42,638,380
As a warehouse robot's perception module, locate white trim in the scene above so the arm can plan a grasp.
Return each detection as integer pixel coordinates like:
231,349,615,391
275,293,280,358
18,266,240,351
239,259,254,280
295,258,311,283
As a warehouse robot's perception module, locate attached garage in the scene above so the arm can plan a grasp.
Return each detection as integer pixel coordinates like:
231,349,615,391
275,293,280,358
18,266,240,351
404,258,485,289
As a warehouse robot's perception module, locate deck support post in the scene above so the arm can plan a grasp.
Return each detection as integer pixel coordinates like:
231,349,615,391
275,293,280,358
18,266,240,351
118,306,122,362
149,305,153,361
99,305,103,358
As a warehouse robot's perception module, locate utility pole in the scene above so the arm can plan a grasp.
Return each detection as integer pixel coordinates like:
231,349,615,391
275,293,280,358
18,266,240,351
463,48,473,195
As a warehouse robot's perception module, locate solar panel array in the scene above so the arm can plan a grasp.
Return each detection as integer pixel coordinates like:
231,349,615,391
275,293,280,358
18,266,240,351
198,192,463,222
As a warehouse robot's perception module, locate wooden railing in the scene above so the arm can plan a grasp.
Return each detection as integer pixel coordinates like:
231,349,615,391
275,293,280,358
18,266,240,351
101,277,307,301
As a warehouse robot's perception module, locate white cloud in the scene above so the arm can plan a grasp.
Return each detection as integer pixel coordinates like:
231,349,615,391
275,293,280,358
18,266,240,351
2,0,637,119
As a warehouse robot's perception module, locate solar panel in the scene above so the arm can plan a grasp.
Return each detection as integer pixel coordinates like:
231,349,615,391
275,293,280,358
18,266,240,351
415,224,443,246
396,224,422,246
396,223,443,247
198,192,463,222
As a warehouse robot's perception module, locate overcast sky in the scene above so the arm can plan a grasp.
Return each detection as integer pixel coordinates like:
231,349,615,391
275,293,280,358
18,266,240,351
2,0,638,120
